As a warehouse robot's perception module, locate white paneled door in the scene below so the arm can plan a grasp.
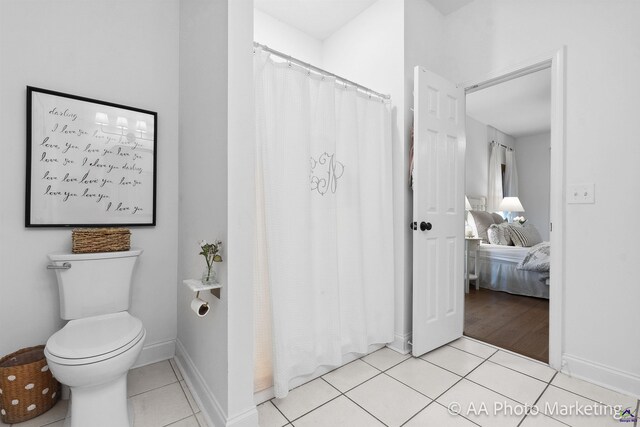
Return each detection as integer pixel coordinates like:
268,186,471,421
412,66,466,357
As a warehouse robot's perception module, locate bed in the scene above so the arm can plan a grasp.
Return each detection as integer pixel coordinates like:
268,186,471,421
467,197,550,299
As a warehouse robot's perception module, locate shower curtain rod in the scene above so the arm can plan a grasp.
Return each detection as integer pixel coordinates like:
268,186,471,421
490,140,513,151
253,42,391,100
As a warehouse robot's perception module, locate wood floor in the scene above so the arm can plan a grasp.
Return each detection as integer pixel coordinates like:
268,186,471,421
464,287,549,363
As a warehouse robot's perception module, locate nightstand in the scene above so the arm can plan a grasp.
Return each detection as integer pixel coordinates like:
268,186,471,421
465,237,482,293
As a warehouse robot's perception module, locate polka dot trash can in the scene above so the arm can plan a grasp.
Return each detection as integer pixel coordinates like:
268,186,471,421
0,345,60,424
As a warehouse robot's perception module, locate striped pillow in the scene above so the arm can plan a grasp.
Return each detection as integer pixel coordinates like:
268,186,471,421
507,224,542,247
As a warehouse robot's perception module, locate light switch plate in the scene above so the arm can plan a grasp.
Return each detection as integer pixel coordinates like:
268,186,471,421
568,183,595,204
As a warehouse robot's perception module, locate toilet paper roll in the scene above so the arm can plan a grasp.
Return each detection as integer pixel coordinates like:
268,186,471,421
190,297,210,317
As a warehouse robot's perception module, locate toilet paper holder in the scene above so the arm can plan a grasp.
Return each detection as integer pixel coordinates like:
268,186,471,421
183,279,222,299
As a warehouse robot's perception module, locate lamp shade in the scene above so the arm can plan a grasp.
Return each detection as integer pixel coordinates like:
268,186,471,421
136,120,147,133
116,116,129,129
499,196,524,212
95,112,109,125
465,196,472,210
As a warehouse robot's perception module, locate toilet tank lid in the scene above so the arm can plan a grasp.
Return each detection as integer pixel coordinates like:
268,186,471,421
48,248,142,261
46,312,143,360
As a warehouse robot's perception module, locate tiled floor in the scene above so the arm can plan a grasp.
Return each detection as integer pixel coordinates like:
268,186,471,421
258,337,640,427
2,359,206,427
3,343,638,427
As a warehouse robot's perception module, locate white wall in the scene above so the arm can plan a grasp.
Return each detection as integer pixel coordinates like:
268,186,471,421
402,0,447,351
516,132,550,241
465,115,489,198
0,0,179,364
227,0,258,423
322,0,409,352
177,0,229,421
254,8,323,65
177,0,256,425
445,0,640,396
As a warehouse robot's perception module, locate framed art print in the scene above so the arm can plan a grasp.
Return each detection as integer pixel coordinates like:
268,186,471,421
26,87,157,227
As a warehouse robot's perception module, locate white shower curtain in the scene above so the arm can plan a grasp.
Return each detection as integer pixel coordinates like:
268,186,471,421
504,149,519,197
253,49,394,398
488,142,503,212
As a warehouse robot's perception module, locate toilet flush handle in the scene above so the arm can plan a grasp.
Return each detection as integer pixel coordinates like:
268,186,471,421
47,262,72,270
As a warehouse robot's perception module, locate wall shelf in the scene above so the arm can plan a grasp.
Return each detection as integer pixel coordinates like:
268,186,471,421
183,279,222,299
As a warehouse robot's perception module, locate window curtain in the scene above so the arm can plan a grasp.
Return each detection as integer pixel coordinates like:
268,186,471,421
487,142,503,212
253,48,394,398
504,149,519,197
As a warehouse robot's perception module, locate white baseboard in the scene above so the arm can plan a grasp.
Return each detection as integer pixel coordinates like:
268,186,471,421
175,339,258,427
133,339,176,369
388,332,412,355
562,353,640,399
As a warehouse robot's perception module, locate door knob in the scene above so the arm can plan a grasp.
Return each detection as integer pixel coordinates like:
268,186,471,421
410,221,418,230
420,221,432,231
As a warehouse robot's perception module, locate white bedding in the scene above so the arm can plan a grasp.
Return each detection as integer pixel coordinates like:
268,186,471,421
477,243,530,263
471,242,550,298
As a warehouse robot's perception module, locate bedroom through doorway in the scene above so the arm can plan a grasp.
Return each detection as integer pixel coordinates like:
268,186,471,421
463,67,552,363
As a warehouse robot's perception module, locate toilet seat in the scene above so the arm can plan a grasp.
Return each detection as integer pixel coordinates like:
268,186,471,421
45,312,144,366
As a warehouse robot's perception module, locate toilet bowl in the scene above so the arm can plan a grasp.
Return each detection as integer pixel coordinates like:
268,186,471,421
45,312,145,427
45,249,145,427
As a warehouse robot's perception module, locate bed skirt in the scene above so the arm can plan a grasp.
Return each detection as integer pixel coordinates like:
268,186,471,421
471,254,549,299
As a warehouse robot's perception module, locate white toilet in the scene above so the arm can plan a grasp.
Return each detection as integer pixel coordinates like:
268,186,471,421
44,249,146,427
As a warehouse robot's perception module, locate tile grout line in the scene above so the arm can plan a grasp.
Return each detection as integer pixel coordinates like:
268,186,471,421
384,342,498,426
285,393,344,425
360,347,411,372
516,371,571,427
267,399,291,425
341,391,392,427
127,377,180,398
398,351,496,426
482,357,556,383
162,413,198,427
397,400,434,427
430,355,494,426
446,343,498,360
339,370,385,395
176,378,199,416
320,375,392,426
547,382,632,410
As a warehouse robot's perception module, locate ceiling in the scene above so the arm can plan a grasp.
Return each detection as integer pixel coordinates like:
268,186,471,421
254,0,475,41
427,0,475,15
466,68,552,138
254,0,378,40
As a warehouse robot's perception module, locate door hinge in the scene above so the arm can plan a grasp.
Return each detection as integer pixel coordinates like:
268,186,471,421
550,222,553,232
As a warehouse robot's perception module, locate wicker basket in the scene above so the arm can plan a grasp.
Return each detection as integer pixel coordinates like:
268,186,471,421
72,228,131,253
0,346,60,424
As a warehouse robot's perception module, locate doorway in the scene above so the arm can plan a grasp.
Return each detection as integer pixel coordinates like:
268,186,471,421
463,67,552,363
411,48,566,371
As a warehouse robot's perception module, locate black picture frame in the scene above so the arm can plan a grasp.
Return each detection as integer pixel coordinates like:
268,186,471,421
26,86,157,227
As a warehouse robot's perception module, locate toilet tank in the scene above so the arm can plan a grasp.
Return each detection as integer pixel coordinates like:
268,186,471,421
48,249,142,320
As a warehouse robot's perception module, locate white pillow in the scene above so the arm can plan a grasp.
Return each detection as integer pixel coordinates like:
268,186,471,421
469,210,498,243
487,223,512,246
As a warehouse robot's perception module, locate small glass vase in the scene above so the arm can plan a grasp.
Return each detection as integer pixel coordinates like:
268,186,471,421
201,267,217,285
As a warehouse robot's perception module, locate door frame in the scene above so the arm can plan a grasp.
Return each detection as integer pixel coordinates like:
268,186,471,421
458,47,566,370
